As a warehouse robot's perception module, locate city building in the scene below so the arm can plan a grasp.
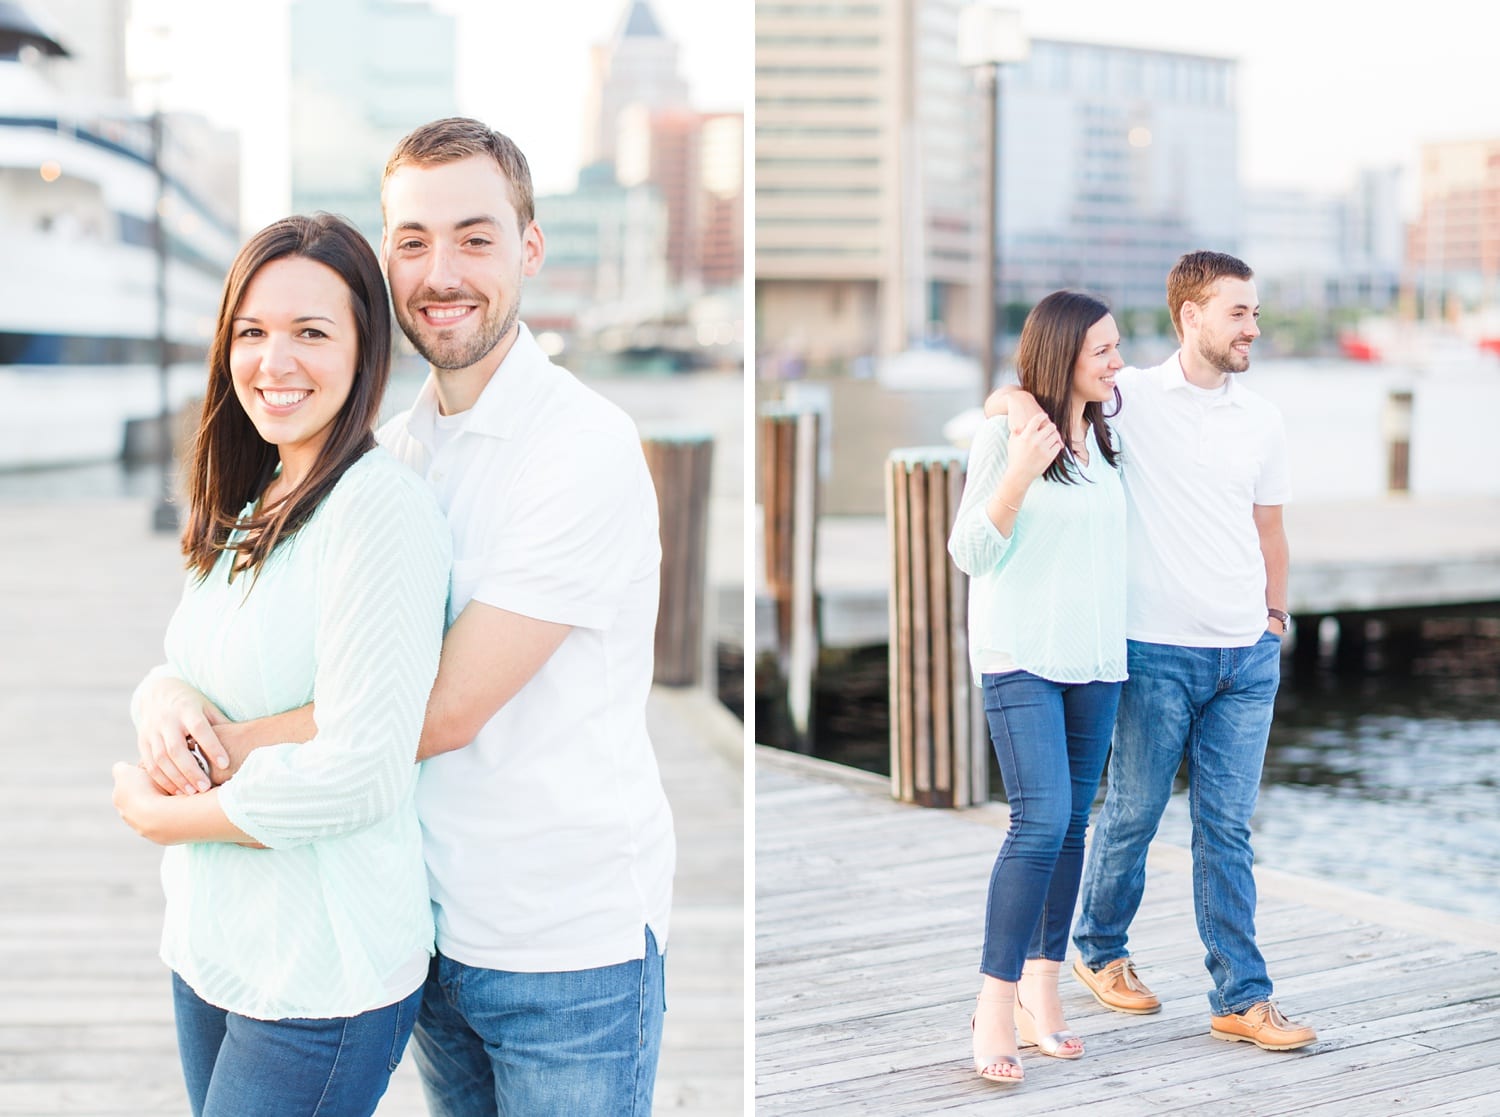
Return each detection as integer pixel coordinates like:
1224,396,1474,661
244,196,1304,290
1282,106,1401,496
997,37,1240,316
528,0,742,364
582,0,691,168
1408,138,1500,306
1243,168,1403,314
619,105,700,288
525,161,670,340
755,0,986,364
1244,187,1346,311
288,0,456,245
618,105,746,293
697,111,745,290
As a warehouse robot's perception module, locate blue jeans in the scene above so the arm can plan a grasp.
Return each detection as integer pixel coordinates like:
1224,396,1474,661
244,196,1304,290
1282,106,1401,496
1073,633,1282,1015
412,928,666,1117
172,973,420,1117
980,672,1121,981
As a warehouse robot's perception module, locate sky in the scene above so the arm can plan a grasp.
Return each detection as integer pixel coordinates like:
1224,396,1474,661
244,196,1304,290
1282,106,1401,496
127,0,748,231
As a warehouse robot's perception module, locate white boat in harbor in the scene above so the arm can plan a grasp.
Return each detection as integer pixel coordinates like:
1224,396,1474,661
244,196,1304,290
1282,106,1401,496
0,2,237,469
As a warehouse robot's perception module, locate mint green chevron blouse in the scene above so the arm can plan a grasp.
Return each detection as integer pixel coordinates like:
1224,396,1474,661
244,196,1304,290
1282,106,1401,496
149,448,450,1020
948,415,1127,685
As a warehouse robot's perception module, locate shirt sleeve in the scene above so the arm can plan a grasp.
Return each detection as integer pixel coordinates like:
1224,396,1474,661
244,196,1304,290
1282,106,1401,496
947,416,1018,577
218,460,451,850
468,424,658,630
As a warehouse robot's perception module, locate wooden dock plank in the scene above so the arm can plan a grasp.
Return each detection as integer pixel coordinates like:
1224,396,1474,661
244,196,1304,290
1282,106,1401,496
754,746,1500,1115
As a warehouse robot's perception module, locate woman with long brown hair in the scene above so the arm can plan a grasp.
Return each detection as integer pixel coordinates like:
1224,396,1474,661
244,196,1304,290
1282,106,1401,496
110,213,450,1116
947,290,1127,1087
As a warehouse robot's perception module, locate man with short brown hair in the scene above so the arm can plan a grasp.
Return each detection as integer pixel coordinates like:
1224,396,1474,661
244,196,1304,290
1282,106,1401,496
377,116,675,1115
1071,250,1313,1051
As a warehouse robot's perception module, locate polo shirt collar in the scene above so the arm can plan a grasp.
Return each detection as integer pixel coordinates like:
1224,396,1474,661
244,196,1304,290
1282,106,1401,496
403,322,551,449
1162,349,1245,407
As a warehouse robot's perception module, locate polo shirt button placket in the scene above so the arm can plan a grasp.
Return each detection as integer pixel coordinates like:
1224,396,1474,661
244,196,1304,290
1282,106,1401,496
1196,398,1223,465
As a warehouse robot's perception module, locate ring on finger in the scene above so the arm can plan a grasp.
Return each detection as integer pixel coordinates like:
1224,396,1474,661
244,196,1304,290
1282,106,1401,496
184,738,212,779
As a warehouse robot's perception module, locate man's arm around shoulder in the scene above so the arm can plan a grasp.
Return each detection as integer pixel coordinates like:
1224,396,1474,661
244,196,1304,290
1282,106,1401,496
983,384,1044,424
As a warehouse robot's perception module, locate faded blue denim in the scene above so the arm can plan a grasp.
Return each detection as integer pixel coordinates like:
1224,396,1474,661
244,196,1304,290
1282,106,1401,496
412,928,665,1117
172,974,420,1117
1073,632,1283,1015
980,671,1121,981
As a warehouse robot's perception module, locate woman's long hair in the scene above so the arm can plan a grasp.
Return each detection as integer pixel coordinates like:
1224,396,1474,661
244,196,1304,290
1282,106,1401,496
182,213,392,582
1012,290,1121,484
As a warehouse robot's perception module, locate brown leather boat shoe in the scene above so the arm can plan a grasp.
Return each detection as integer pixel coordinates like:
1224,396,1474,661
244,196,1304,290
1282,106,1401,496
1071,957,1161,1014
1210,1001,1317,1051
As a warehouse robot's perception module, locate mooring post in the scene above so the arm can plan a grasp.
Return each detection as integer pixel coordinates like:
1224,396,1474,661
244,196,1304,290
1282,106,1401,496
759,404,820,751
885,448,987,807
642,431,715,688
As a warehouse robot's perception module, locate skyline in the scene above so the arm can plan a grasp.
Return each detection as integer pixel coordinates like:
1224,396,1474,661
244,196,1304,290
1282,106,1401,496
58,0,1500,228
125,0,747,232
999,0,1500,214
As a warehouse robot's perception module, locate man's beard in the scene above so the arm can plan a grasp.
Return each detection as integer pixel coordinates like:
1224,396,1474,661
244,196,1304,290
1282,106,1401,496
1197,332,1251,374
399,292,518,371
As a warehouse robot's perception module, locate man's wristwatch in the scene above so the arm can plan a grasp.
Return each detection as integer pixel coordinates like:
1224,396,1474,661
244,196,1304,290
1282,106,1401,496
1267,608,1291,630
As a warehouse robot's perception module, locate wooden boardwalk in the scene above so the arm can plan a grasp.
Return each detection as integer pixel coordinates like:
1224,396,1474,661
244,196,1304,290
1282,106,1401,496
756,746,1500,1116
0,498,744,1116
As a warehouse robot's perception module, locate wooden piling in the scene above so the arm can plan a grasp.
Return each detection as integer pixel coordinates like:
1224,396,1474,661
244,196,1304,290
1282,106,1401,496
759,405,820,750
1377,614,1424,674
642,431,715,687
1385,390,1413,494
885,449,987,808
1334,614,1371,675
1292,614,1324,681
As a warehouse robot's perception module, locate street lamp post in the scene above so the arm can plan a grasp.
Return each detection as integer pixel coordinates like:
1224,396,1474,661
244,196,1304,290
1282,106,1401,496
149,107,178,532
130,14,180,533
959,5,1028,406
978,62,998,406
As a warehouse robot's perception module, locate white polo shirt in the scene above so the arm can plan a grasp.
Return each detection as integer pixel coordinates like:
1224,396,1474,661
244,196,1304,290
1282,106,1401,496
1112,353,1289,648
378,323,675,973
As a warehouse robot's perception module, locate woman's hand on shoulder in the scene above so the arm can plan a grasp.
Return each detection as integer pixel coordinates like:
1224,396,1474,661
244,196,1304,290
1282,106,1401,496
1004,411,1064,486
